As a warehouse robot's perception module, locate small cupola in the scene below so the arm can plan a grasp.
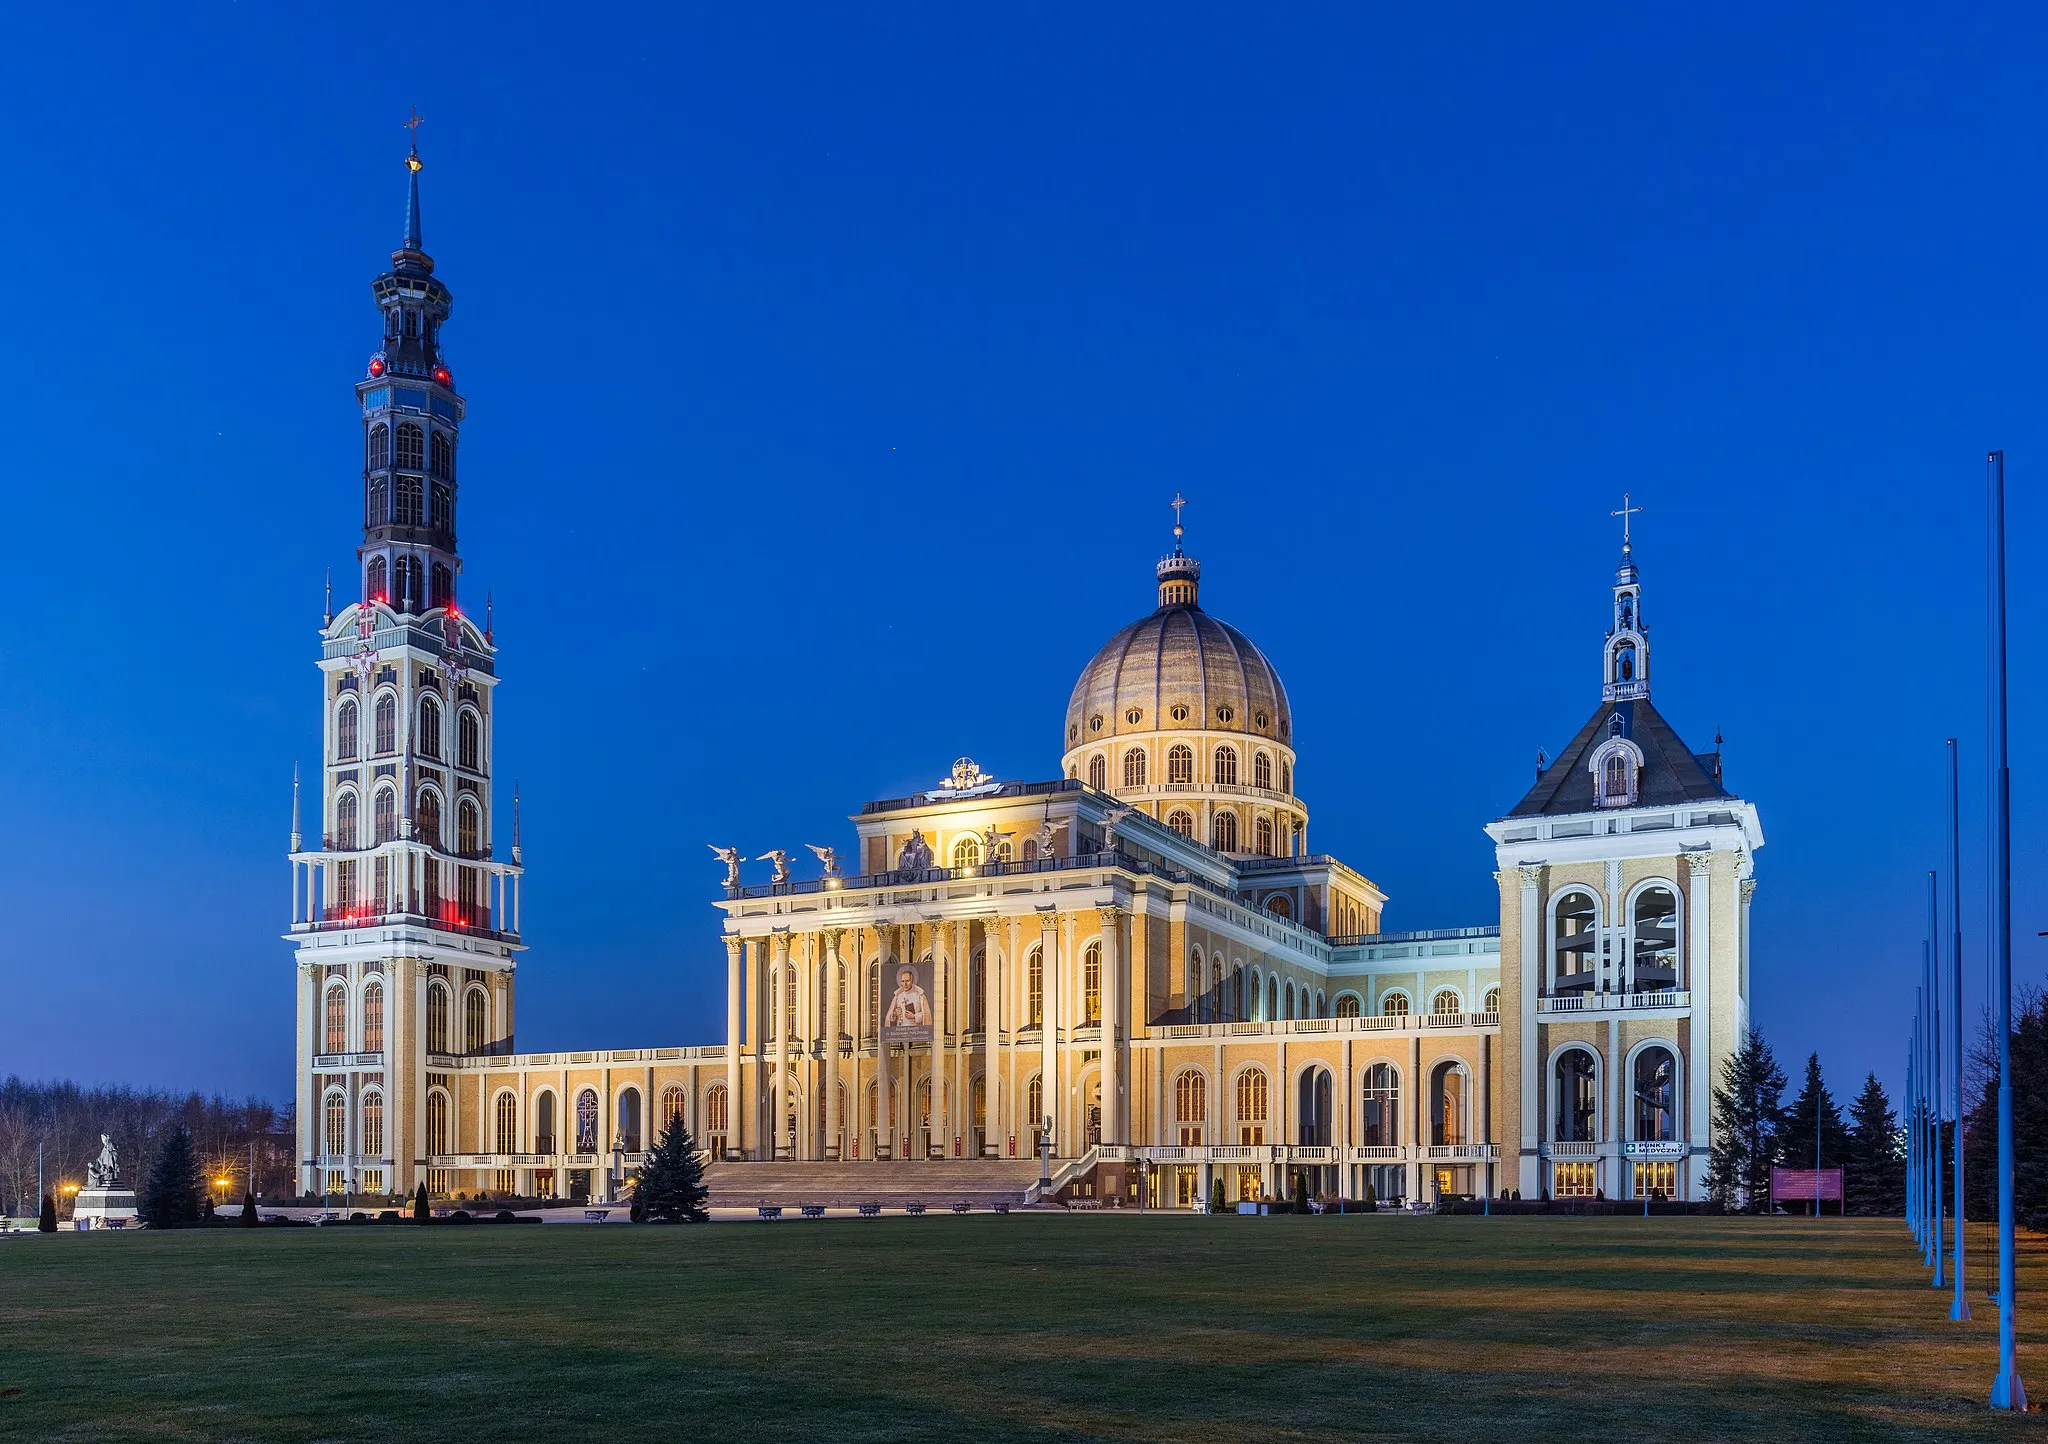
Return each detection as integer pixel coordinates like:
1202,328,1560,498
1156,492,1201,608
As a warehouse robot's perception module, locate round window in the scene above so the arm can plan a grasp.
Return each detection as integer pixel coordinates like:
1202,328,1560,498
1125,707,1142,725
1089,714,1104,733
1216,705,1235,725
1170,703,1189,723
1254,709,1268,728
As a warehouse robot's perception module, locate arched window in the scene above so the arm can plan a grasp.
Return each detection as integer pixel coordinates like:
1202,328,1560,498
1027,1074,1044,1134
1087,754,1107,789
783,963,797,1040
1167,810,1194,838
952,837,981,870
1431,989,1460,1017
1553,891,1598,992
1431,1061,1467,1146
1380,991,1410,1018
395,474,424,527
617,1088,642,1153
395,552,424,608
836,961,849,1038
660,1085,686,1132
1254,752,1273,790
1213,746,1238,786
575,1089,600,1153
324,1089,347,1156
427,1090,449,1156
1615,642,1637,683
1604,752,1631,800
362,980,384,1053
457,709,480,770
367,422,390,471
1334,992,1361,1019
336,699,358,761
1632,886,1680,991
1267,976,1279,1021
1297,1067,1333,1146
361,1090,385,1157
1634,1047,1678,1141
1265,893,1291,919
430,430,452,479
1284,982,1296,1020
373,786,396,844
1122,748,1147,787
1234,1068,1267,1144
365,555,386,602
426,981,449,1053
1361,1063,1400,1147
1083,943,1101,1024
1027,948,1044,1027
418,697,441,759
494,1092,517,1154
396,422,424,470
367,476,388,528
417,790,441,849
374,693,396,754
464,986,487,1052
535,1091,557,1153
1555,1048,1599,1142
1280,760,1293,795
431,483,452,533
1255,816,1274,855
705,1084,728,1156
323,982,348,1053
457,798,480,855
430,562,452,609
1167,745,1194,785
1211,810,1239,852
1173,1070,1207,1145
334,791,358,850
1483,985,1501,1014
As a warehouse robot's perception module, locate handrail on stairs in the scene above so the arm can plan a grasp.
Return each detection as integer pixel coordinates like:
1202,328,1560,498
1026,1146,1100,1205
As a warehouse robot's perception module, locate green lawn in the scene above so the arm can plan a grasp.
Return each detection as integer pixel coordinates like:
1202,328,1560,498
0,1215,2039,1441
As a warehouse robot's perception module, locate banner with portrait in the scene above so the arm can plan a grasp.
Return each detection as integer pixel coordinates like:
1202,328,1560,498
879,957,935,1043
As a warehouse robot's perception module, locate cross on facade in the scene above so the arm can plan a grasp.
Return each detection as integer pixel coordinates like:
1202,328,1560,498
1611,492,1643,548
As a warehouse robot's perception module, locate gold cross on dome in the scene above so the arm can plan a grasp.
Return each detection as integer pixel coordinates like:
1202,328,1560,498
1611,492,1643,548
404,108,425,142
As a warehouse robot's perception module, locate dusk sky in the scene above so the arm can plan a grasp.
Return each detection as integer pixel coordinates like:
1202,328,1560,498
4,3,2047,1102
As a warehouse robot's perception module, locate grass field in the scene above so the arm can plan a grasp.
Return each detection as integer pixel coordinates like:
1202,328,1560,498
1,1214,2041,1441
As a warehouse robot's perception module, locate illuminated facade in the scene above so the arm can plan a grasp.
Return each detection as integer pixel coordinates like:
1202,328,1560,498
290,151,1761,1208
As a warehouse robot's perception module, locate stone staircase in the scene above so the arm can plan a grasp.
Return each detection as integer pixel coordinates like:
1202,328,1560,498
704,1159,1042,1209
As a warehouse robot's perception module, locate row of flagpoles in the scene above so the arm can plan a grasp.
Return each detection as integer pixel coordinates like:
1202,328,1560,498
1905,451,2022,1409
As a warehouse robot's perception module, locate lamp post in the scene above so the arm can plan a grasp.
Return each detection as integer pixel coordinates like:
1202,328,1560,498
1948,739,1970,1320
1986,449,2025,1410
1038,1114,1052,1196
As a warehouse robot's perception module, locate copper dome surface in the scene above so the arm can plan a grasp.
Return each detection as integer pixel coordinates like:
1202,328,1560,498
1065,603,1292,750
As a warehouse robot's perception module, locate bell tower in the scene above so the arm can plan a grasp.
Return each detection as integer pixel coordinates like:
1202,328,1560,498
288,124,525,1204
1603,493,1649,702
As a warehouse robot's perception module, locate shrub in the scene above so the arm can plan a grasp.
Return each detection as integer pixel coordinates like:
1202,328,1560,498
39,1193,57,1232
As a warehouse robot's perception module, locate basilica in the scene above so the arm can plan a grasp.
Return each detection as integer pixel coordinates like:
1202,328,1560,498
291,147,1763,1209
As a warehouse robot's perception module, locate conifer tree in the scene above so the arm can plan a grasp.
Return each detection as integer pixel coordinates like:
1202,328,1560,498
1845,1072,1903,1215
139,1125,201,1229
413,1181,430,1223
241,1188,260,1227
630,1115,709,1223
1778,1053,1850,1214
1706,1028,1787,1213
39,1192,57,1232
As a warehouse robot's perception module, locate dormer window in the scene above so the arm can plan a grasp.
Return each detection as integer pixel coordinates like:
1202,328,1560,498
1603,754,1630,799
1589,736,1644,808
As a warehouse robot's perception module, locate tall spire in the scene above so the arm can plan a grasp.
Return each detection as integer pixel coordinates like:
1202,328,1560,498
1602,496,1649,701
1156,492,1201,608
402,108,425,253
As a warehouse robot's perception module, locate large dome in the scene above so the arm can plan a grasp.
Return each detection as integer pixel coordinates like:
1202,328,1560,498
1064,605,1292,752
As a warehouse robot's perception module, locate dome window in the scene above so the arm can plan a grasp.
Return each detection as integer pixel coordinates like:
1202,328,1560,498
1125,707,1142,725
1089,714,1104,734
1216,705,1235,725
1170,704,1189,723
1068,724,1078,744
1254,710,1268,729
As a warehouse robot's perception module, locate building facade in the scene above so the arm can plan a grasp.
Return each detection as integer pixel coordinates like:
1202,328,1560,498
291,154,1760,1207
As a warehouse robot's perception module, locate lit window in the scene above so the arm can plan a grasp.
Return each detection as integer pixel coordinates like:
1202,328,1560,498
426,981,449,1053
1083,943,1101,1023
457,799,479,855
1380,991,1409,1018
427,1091,450,1155
362,980,384,1053
1255,816,1274,855
323,983,348,1053
361,1091,384,1157
1334,992,1360,1018
1235,1068,1267,1144
324,1090,347,1156
1431,989,1460,1017
1122,748,1147,787
1213,746,1238,786
952,837,981,869
1173,1071,1206,1146
1253,752,1272,790
1027,948,1043,1026
495,1092,517,1153
1167,745,1193,785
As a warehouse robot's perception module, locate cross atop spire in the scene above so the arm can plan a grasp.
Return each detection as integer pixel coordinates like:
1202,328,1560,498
1611,492,1643,554
1156,493,1201,607
1170,491,1188,545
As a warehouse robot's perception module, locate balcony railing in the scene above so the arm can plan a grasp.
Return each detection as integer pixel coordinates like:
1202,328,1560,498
1536,989,1690,1015
296,900,513,943
1542,1141,1599,1159
1151,1013,1503,1042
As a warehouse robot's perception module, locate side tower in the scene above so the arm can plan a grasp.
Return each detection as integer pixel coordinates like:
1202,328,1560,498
287,135,525,1202
1485,523,1761,1203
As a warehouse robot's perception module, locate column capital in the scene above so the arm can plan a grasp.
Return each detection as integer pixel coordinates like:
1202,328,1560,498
770,931,792,959
1683,851,1713,878
1738,878,1757,903
821,927,844,951
1098,903,1125,925
1517,864,1544,889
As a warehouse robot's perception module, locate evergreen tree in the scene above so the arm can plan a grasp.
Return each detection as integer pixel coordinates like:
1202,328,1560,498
1845,1072,1904,1215
629,1115,709,1224
138,1125,201,1229
1706,1028,1787,1213
1292,1172,1310,1214
1778,1053,1850,1213
38,1192,56,1232
241,1188,260,1227
412,1181,430,1223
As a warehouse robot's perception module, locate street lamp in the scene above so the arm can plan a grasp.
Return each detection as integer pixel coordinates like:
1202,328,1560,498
1038,1114,1052,1195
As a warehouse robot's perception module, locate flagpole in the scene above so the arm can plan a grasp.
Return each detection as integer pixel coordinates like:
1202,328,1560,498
1987,449,2025,1410
1930,873,1945,1285
1949,737,1970,1319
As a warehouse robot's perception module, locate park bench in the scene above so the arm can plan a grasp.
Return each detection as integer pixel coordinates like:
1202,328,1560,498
991,1201,1011,1215
1066,1197,1102,1211
757,1205,783,1220
950,1201,972,1214
800,1205,826,1219
856,1202,882,1217
582,1209,610,1223
904,1201,927,1216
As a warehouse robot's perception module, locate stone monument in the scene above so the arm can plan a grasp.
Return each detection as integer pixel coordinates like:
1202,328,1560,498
73,1134,138,1229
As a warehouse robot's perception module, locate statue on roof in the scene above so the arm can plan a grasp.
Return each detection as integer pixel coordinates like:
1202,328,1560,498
757,849,792,885
708,845,745,889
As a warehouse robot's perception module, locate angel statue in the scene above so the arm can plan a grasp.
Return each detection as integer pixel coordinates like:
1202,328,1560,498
1034,815,1069,860
1100,806,1136,854
88,1133,119,1190
981,824,1011,863
708,844,745,889
805,843,841,878
757,849,792,885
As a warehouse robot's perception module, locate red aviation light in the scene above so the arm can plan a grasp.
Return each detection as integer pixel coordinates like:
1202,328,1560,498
368,357,386,378
432,366,452,387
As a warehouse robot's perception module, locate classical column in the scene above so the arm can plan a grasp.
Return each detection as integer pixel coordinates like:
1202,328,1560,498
824,930,844,1161
1686,851,1715,1201
1408,1031,1423,1204
723,934,743,1161
953,918,971,1158
874,922,893,1160
770,931,790,1161
982,917,1002,1156
1517,864,1542,1197
1038,912,1060,1156
932,921,950,1160
1478,1031,1492,1196
1059,911,1076,1152
1100,904,1124,1146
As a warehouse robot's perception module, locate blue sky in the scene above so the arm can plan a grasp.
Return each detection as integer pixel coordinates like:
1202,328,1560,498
2,3,2043,1103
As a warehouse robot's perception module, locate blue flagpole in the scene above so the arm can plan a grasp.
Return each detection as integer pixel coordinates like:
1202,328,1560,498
1931,883,1946,1286
1986,449,2025,1410
1909,1013,1921,1249
1949,738,1970,1319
